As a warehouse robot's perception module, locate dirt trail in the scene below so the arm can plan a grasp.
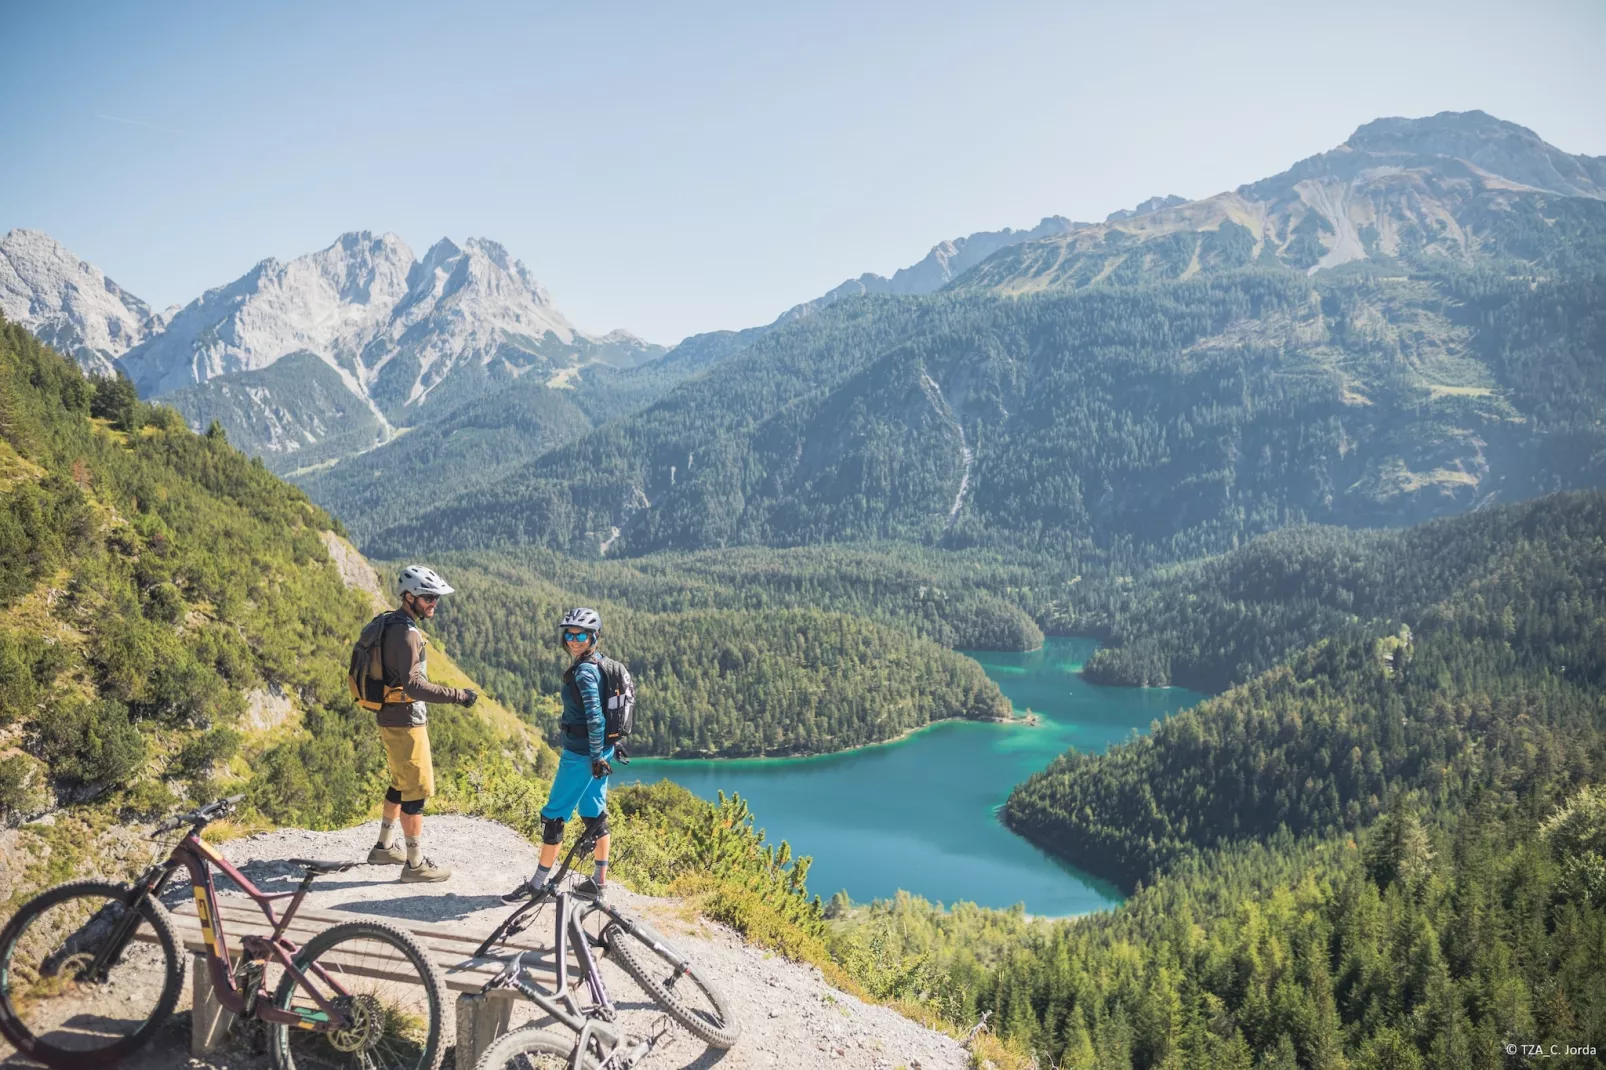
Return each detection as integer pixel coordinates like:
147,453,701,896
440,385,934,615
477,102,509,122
3,816,968,1070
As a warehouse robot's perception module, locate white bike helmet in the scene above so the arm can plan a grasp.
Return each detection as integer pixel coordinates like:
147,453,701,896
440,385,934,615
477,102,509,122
397,565,454,599
560,607,602,634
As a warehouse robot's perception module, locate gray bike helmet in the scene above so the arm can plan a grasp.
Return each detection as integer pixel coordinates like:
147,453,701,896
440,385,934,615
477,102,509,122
397,565,454,599
559,607,602,635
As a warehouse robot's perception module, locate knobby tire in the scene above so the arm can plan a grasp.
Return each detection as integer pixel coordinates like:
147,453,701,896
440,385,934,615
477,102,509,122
602,921,739,1048
0,880,184,1069
473,1024,600,1069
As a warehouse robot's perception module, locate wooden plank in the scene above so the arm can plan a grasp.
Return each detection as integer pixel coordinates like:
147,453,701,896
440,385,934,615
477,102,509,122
190,897,535,952
138,896,568,995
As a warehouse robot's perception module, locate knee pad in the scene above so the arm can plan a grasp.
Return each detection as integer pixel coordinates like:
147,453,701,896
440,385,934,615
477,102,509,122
541,816,566,845
581,812,609,839
385,787,403,804
399,797,425,816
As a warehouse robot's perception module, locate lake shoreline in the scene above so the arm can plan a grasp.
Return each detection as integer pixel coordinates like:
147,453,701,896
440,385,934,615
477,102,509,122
621,637,1206,913
640,710,1040,764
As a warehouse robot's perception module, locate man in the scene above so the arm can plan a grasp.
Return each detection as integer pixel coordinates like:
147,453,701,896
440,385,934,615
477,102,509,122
367,565,478,882
504,607,615,901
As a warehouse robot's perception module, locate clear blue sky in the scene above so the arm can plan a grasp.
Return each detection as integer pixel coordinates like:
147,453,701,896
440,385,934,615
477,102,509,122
3,0,1604,344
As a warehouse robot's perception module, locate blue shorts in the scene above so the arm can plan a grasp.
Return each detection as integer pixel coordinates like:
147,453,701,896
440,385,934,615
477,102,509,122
541,746,614,821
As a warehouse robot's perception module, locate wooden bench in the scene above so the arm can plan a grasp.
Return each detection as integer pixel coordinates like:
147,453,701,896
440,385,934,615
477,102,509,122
140,895,547,1068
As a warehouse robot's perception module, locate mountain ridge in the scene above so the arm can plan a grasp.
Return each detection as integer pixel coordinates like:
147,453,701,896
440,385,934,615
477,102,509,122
0,229,166,377
948,109,1606,294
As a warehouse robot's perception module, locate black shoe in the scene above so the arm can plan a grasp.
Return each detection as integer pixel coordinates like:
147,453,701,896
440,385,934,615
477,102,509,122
501,880,537,904
571,877,605,901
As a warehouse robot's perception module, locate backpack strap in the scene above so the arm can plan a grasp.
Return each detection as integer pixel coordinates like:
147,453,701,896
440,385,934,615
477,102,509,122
376,611,405,686
377,610,421,703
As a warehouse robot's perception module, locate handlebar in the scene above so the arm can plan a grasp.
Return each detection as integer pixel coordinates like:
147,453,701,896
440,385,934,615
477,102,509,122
154,794,245,834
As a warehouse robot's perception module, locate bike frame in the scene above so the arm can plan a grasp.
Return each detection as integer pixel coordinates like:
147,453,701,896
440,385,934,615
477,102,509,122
94,826,353,1032
473,834,693,1067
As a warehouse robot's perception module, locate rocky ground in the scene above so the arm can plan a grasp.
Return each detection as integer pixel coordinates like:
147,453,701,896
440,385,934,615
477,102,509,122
2,815,970,1070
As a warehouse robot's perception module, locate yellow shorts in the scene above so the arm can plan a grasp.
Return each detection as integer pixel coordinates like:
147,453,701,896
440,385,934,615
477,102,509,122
378,725,435,802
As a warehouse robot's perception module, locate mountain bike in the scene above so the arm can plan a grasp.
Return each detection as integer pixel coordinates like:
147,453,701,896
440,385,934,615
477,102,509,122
0,795,448,1070
473,828,739,1050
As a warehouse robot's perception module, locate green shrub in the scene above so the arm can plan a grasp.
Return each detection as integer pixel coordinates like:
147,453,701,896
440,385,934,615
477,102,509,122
174,727,243,777
0,753,51,821
32,699,145,787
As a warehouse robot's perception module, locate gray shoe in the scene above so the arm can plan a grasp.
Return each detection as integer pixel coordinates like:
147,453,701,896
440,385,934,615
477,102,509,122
367,843,406,866
399,858,451,883
571,877,605,901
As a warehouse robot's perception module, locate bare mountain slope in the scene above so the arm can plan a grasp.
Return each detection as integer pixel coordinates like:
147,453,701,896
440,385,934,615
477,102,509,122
951,110,1606,294
0,229,163,376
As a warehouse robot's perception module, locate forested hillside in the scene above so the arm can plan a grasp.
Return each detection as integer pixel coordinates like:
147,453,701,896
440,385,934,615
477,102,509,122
0,315,525,830
1005,490,1606,889
813,492,1606,1068
420,551,1014,757
366,267,1606,563
437,543,1044,649
847,778,1606,1068
1076,490,1606,691
293,355,697,538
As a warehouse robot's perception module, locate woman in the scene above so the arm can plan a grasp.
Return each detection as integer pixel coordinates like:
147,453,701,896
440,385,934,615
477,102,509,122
504,607,615,901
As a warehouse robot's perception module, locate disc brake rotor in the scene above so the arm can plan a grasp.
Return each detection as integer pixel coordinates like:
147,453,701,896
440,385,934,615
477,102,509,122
328,993,385,1053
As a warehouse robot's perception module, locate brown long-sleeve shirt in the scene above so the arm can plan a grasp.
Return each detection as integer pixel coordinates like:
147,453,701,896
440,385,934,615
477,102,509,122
377,609,468,727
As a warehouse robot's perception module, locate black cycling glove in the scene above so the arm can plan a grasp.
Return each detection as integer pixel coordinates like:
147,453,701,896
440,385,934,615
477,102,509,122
591,757,612,779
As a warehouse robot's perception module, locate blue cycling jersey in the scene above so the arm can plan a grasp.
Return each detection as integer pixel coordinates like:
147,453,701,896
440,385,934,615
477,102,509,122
560,658,605,758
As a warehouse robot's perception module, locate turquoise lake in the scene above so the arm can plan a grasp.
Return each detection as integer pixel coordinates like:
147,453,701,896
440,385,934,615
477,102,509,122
619,637,1206,916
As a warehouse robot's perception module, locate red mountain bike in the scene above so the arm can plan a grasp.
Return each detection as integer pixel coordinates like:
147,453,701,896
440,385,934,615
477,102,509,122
0,795,447,1070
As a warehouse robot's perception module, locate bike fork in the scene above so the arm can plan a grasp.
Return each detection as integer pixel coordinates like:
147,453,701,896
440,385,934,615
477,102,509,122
82,880,164,981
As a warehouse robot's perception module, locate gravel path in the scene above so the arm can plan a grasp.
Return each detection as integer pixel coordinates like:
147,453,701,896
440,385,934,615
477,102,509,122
4,815,969,1070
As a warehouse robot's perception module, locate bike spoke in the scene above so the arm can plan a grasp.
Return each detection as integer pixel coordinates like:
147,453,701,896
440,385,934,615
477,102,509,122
278,930,437,1069
2,891,170,1055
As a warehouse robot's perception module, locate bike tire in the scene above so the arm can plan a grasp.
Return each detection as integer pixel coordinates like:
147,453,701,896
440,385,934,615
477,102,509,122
473,1024,600,1070
269,917,447,1070
0,879,184,1068
603,920,739,1049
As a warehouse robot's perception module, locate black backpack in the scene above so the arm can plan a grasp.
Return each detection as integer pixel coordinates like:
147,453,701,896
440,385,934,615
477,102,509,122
565,653,635,747
348,612,409,712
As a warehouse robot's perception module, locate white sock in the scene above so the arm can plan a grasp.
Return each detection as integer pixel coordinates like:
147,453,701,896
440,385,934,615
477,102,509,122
376,818,398,849
405,835,423,867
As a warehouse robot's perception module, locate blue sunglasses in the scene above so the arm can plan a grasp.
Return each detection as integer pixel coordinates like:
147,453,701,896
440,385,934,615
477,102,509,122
561,629,594,642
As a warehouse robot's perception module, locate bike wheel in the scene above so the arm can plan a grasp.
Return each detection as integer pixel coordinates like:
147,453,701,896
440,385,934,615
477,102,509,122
603,920,739,1048
269,918,446,1070
0,879,184,1068
474,1025,599,1070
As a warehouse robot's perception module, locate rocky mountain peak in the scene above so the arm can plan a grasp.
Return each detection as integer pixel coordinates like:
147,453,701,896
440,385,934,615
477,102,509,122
778,214,1090,323
951,110,1606,295
1106,195,1188,223
0,228,156,376
1340,109,1606,199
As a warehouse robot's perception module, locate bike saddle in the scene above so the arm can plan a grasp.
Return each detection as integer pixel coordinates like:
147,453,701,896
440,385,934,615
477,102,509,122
289,858,359,876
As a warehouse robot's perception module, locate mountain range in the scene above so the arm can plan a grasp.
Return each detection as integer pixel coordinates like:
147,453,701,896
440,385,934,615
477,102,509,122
5,110,1604,553
346,110,1606,560
953,110,1606,294
0,229,171,377
0,228,664,470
